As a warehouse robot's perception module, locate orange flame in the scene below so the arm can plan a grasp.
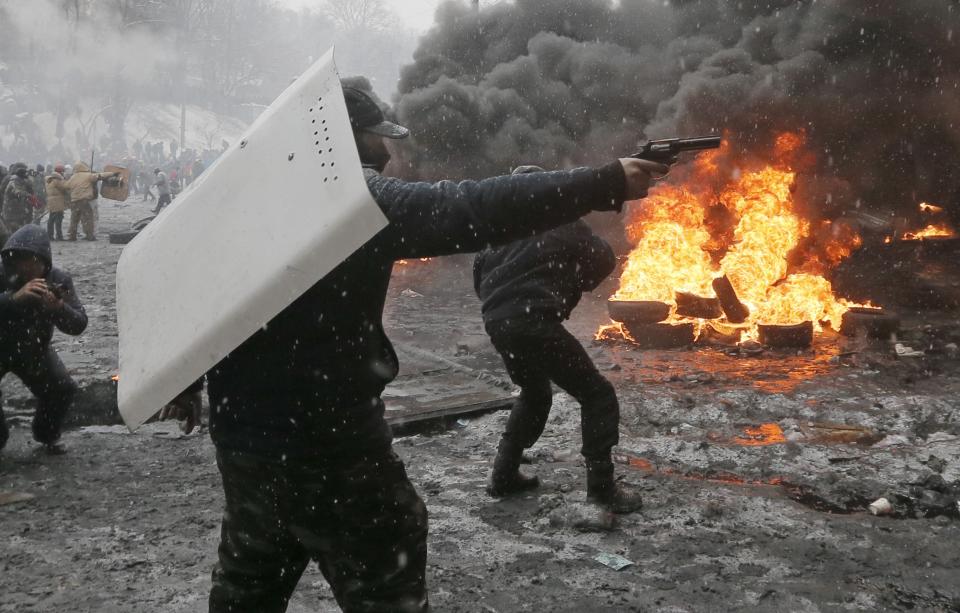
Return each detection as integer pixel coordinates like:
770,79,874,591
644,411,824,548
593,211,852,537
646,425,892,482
902,224,955,241
734,423,786,446
603,132,864,341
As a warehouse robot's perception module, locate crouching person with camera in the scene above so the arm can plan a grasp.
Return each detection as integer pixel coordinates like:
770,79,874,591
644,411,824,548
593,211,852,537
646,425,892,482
0,225,87,455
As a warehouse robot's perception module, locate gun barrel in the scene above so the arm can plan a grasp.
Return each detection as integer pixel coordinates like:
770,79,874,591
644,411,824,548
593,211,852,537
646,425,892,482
675,136,722,151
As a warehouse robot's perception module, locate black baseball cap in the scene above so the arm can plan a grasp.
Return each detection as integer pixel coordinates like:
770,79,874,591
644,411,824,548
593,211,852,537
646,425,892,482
343,86,409,139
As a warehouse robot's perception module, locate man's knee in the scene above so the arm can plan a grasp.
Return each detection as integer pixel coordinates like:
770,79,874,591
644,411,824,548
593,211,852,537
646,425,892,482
519,383,553,411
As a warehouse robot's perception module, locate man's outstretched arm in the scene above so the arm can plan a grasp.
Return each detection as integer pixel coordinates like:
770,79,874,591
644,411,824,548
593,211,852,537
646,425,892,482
368,158,666,260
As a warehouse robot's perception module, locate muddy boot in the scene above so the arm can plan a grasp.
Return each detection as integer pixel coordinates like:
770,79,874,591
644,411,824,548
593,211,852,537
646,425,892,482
586,459,643,514
487,439,540,497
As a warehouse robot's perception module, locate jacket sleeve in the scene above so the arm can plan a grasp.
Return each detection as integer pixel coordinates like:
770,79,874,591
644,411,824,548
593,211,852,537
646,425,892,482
0,289,19,317
51,274,88,335
472,252,486,295
367,161,626,260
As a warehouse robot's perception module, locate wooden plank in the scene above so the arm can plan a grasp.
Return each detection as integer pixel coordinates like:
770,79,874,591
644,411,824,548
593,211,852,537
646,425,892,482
384,343,513,430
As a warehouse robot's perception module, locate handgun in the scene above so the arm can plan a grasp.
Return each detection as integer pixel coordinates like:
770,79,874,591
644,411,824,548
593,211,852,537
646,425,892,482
633,135,722,164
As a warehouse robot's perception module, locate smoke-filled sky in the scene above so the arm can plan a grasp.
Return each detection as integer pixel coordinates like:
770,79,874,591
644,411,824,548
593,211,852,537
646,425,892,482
392,0,960,225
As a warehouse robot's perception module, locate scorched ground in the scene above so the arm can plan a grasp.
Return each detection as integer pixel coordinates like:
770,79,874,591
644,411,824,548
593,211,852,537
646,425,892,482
1,199,959,612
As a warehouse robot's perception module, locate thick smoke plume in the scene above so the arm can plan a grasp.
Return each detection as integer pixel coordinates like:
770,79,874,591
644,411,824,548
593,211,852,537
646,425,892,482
394,0,960,225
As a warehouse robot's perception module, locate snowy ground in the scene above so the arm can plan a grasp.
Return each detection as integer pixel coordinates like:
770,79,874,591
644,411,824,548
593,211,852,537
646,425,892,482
1,200,960,612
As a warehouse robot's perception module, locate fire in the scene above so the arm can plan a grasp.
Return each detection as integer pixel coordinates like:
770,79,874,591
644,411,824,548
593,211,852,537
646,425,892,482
596,321,633,342
601,132,863,341
396,258,432,266
734,423,786,446
901,224,955,241
919,202,944,214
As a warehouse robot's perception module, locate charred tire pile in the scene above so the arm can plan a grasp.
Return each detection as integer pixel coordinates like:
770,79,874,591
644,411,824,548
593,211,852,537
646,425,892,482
675,292,723,319
624,322,696,349
840,307,900,339
758,321,814,348
607,300,671,325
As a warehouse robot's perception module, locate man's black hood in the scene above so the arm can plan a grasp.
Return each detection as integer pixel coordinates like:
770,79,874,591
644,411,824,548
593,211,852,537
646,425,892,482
2,225,53,272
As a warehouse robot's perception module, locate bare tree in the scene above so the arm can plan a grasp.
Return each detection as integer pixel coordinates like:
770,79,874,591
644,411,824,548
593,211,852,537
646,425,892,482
323,0,393,33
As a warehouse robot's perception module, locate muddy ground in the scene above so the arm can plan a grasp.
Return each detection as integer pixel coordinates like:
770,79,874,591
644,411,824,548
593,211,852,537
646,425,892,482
2,199,960,612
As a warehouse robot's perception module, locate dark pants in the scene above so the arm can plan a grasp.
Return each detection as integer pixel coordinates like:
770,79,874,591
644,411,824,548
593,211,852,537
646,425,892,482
210,446,429,613
486,319,620,461
47,211,64,240
0,347,77,449
153,193,171,213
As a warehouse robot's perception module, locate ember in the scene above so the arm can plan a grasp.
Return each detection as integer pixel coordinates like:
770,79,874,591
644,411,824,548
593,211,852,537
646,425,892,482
602,133,867,344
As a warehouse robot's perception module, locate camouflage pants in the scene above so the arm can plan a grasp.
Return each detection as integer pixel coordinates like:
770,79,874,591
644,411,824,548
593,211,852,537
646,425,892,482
0,347,77,449
210,446,429,613
68,200,95,240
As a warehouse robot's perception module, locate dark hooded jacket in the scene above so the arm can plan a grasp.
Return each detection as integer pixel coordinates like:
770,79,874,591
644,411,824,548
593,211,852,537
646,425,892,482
204,162,626,458
0,162,27,211
473,220,616,325
0,225,88,357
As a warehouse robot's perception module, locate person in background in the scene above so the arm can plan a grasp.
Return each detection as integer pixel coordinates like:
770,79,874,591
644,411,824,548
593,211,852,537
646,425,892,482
45,165,70,241
1,163,37,245
192,157,206,182
474,165,642,512
64,162,116,241
31,164,47,219
0,225,88,455
152,168,171,213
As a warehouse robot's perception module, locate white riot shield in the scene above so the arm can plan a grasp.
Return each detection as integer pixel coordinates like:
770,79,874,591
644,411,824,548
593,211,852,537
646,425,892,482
116,48,388,429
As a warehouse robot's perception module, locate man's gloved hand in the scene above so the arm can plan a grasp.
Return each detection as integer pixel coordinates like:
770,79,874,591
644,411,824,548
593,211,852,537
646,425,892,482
158,390,203,434
619,158,672,201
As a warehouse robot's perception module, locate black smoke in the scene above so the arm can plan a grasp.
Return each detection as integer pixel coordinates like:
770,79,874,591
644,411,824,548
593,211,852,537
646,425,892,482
393,0,960,225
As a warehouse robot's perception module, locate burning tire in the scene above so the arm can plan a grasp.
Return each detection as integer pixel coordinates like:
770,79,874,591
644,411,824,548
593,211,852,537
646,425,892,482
675,292,723,320
840,307,900,339
758,321,813,348
607,300,671,324
624,322,696,349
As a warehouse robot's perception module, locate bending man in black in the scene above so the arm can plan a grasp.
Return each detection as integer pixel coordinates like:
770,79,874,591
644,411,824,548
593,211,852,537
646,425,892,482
0,225,87,455
160,86,668,612
474,165,641,512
